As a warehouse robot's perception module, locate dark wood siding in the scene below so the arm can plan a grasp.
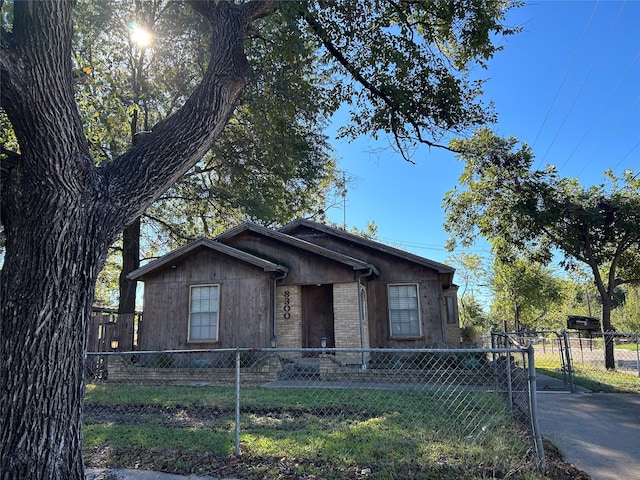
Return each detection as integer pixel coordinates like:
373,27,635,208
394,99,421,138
138,247,273,350
286,230,451,347
223,231,358,285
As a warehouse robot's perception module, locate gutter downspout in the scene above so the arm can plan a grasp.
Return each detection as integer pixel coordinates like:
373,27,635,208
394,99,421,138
272,270,288,347
357,267,374,370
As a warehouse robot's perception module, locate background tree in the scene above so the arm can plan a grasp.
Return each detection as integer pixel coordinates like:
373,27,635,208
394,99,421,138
612,284,640,331
447,252,491,336
1,1,518,478
444,128,640,369
72,0,338,330
489,257,564,332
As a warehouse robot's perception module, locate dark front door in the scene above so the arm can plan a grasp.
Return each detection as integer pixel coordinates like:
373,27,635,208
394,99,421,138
302,284,334,348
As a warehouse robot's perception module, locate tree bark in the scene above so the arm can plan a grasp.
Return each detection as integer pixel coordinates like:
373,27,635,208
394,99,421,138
1,2,272,478
601,296,616,370
0,198,110,479
117,217,141,351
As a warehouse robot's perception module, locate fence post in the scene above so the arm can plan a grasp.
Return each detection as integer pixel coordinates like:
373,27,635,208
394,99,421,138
562,331,576,393
490,331,499,391
235,348,241,456
505,351,513,414
635,335,640,378
527,345,546,466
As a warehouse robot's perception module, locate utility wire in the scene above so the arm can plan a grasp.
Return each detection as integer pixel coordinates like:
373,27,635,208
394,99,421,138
611,141,640,171
579,96,640,175
538,0,627,169
532,0,600,163
563,50,640,173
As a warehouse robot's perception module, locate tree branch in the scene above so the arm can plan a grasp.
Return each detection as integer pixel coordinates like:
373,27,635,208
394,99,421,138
143,212,196,242
0,146,20,177
100,1,272,232
299,5,453,159
1,1,90,179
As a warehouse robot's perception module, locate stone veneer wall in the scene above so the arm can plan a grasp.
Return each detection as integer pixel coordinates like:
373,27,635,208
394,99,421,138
275,285,302,349
107,355,282,385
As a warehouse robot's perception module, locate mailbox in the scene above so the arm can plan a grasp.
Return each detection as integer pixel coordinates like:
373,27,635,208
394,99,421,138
567,315,600,331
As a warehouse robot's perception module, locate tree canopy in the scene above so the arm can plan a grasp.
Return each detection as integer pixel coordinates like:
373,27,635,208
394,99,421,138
444,128,640,367
490,257,564,332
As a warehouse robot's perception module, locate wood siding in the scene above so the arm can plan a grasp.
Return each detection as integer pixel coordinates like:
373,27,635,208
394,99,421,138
134,220,460,352
139,247,273,350
286,229,456,347
223,231,359,285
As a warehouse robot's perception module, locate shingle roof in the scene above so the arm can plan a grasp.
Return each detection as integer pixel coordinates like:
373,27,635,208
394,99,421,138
127,237,287,281
279,218,455,275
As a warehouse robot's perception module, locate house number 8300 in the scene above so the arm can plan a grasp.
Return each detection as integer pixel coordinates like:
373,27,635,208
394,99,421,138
283,290,291,319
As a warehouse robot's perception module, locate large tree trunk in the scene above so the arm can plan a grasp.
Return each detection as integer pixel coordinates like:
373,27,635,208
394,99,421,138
0,2,271,478
0,195,111,478
601,297,616,370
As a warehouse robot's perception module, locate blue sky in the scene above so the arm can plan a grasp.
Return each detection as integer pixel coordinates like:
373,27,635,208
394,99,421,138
324,1,639,267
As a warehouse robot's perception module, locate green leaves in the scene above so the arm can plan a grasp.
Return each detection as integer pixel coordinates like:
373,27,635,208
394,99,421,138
295,0,518,155
444,128,640,333
490,258,564,330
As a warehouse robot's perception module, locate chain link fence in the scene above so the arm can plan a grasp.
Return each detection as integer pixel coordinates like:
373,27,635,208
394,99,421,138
567,332,640,375
495,330,640,393
85,346,545,473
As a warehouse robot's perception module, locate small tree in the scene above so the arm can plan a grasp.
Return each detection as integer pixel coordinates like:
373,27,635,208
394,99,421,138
447,252,490,332
444,128,640,369
490,257,564,331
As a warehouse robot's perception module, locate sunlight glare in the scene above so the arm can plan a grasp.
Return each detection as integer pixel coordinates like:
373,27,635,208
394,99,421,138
129,23,152,48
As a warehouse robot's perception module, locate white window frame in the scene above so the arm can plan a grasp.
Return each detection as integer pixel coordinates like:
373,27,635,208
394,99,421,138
388,283,422,338
188,284,220,343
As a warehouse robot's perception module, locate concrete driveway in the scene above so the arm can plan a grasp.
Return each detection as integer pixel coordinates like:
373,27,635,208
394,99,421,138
536,392,640,480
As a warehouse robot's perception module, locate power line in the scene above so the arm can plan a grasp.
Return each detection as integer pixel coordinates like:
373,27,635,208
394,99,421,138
579,96,640,175
532,0,600,162
377,236,492,253
611,141,640,171
538,0,627,169
561,50,640,173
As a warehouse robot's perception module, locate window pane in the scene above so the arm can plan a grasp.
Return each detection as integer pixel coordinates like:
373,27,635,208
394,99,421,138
389,284,420,336
189,286,219,341
446,297,457,324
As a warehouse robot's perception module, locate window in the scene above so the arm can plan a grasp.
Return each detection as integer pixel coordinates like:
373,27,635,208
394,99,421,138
189,285,219,342
388,284,421,337
445,296,457,324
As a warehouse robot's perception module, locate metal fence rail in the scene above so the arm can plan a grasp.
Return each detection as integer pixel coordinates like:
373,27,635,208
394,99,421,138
567,332,640,376
493,330,640,393
85,346,545,468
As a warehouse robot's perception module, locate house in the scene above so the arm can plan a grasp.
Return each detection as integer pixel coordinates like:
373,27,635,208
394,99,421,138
128,219,460,355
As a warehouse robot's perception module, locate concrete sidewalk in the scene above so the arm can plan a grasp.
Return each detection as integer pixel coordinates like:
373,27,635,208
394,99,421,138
86,469,236,480
536,392,640,480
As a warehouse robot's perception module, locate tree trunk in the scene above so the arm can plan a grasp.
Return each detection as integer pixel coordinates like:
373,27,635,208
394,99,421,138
117,217,141,351
0,2,270,478
601,298,616,370
0,197,111,478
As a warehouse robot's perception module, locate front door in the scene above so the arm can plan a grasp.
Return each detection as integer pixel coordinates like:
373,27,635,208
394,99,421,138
302,284,335,348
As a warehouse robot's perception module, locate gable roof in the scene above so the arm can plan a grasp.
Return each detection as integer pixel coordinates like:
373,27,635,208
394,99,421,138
216,222,379,274
279,218,455,275
127,237,288,281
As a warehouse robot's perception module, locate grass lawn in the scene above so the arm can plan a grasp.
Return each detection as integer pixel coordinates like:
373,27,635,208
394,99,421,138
534,352,640,394
83,384,581,479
